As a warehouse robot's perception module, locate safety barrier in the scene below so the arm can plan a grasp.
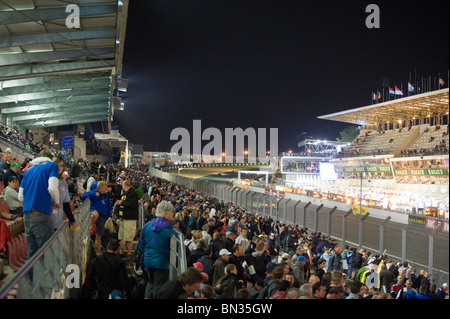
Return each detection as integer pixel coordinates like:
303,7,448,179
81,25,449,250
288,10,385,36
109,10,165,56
164,162,270,170
169,228,187,280
0,199,92,299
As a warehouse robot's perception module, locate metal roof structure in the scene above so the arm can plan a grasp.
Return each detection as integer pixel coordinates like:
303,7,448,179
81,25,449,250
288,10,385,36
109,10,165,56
0,0,129,130
317,88,449,125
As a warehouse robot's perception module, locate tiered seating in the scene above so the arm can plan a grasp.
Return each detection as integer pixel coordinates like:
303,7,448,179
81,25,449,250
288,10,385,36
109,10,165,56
0,200,24,237
409,125,449,153
342,134,373,156
6,234,27,271
359,129,412,155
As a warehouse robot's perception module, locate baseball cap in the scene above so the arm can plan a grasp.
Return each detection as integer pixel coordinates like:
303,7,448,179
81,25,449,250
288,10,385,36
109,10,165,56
219,249,231,256
297,256,309,262
193,262,204,270
266,262,279,273
10,162,20,168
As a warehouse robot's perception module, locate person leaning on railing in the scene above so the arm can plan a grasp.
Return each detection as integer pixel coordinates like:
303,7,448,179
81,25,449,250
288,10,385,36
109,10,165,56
82,181,112,254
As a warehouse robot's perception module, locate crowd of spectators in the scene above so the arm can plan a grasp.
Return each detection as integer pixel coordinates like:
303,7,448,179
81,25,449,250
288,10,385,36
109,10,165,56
1,134,448,300
0,124,46,155
76,165,449,300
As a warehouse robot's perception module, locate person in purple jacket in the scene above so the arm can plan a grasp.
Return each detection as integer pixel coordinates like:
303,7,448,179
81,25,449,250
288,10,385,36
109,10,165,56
137,200,174,299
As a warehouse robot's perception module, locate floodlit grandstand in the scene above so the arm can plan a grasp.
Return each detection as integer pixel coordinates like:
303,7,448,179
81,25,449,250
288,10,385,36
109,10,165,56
283,88,449,218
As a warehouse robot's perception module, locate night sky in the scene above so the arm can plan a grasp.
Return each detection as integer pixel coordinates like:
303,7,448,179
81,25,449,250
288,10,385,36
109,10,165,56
113,0,449,153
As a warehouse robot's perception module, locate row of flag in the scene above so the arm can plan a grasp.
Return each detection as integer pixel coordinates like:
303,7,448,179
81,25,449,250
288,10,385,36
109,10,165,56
372,74,446,102
372,85,405,101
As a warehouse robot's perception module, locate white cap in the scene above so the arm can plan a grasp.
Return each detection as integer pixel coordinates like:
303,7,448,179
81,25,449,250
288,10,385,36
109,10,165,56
219,249,231,256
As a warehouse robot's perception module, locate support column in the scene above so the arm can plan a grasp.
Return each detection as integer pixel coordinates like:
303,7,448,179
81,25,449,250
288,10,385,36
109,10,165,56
342,209,352,248
379,216,391,254
327,206,337,237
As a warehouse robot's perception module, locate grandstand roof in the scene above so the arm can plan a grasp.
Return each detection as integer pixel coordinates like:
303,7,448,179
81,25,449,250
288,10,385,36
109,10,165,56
317,88,449,125
0,0,129,129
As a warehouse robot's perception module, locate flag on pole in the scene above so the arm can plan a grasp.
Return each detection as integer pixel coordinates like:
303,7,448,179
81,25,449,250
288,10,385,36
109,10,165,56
378,91,381,100
439,76,445,87
389,87,395,96
408,82,414,92
372,92,377,101
395,86,404,95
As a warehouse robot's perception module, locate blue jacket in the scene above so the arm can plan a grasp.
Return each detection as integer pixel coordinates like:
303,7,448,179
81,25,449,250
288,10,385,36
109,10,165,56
82,189,111,218
139,217,173,269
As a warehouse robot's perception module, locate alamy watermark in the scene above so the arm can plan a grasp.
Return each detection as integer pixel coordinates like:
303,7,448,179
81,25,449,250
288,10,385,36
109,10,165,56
65,4,80,29
65,264,80,288
365,4,380,29
169,120,278,164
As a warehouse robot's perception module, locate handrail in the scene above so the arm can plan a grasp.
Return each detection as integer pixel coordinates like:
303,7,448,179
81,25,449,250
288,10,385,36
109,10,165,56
0,220,69,299
0,199,92,299
169,228,186,280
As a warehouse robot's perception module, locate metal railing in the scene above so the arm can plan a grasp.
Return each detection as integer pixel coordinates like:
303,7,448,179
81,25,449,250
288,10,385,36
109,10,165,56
0,199,92,299
169,228,187,280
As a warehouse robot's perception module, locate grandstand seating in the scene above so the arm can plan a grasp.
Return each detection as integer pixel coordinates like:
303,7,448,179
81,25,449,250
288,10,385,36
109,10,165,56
6,234,27,271
410,125,449,152
341,134,372,155
342,125,449,157
359,129,413,155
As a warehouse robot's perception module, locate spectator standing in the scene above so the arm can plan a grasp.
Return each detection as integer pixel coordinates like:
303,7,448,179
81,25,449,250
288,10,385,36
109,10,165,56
51,156,77,231
315,258,327,281
312,282,327,299
345,280,362,299
86,239,131,299
436,283,448,299
138,201,174,299
228,244,245,288
156,267,204,299
18,149,60,259
116,180,139,258
379,263,395,293
270,280,290,299
217,264,239,299
197,247,214,285
298,283,313,299
212,248,231,286
2,162,21,187
292,255,308,285
82,181,112,254
350,248,365,279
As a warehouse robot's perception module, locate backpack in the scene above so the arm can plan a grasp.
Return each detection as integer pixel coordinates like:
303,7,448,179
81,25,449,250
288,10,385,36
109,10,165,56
257,280,278,299
257,284,271,299
348,252,354,266
185,240,194,261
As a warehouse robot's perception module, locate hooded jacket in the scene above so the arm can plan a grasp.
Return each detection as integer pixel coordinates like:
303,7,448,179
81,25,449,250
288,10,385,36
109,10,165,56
18,157,59,215
139,217,173,269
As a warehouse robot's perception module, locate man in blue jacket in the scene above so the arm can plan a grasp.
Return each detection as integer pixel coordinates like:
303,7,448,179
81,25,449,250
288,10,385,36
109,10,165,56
82,181,111,254
138,200,174,299
18,150,60,259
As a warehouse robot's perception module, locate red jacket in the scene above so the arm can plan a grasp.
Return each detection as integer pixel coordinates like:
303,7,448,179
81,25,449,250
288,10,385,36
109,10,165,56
0,219,13,258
